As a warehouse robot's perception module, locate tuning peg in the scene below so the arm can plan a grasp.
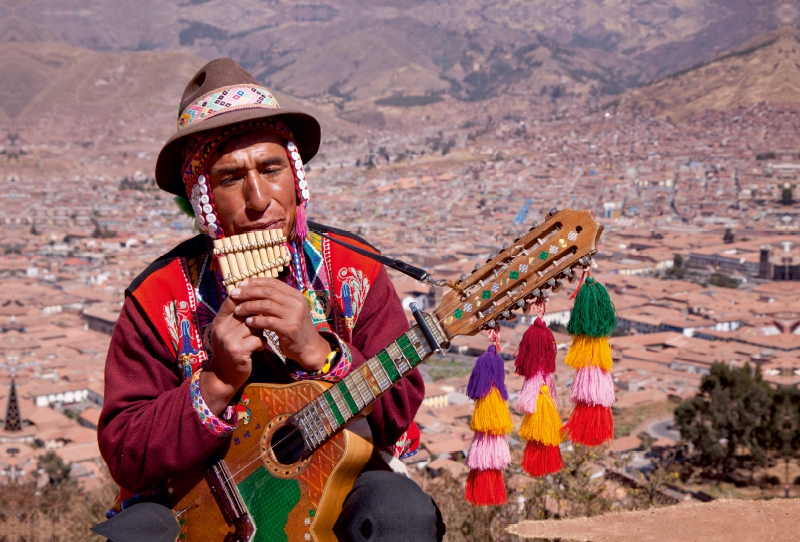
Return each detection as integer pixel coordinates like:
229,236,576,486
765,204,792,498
501,310,511,319
530,288,541,298
516,299,525,308
552,280,563,293
474,264,481,272
459,274,467,282
546,278,556,288
529,221,540,231
579,256,591,266
502,243,509,251
485,320,496,329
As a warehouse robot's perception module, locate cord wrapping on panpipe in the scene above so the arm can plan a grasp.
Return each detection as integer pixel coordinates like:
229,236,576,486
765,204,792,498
212,229,290,292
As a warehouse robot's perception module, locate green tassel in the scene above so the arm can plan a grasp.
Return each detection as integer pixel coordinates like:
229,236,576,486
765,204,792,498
567,277,616,337
174,196,195,218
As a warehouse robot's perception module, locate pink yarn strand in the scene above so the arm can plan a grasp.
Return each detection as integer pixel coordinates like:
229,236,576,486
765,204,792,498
466,432,511,470
517,373,558,413
569,366,615,407
295,202,308,240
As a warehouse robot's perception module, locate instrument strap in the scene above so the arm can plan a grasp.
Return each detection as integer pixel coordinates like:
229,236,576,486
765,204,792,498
308,222,431,283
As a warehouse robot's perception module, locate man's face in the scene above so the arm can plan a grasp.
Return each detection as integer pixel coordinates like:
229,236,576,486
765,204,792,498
207,130,297,238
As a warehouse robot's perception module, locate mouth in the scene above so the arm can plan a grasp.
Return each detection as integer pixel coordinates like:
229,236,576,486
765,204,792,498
239,220,284,233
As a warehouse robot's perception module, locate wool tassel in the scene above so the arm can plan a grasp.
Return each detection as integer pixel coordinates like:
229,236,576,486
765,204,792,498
563,274,617,446
563,402,614,446
514,317,556,376
465,469,507,506
570,366,615,407
295,201,308,240
519,385,562,446
522,441,565,477
563,335,613,371
465,336,511,506
466,433,511,470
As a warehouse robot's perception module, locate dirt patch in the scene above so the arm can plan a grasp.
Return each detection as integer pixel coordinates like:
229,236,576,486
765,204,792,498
507,498,800,542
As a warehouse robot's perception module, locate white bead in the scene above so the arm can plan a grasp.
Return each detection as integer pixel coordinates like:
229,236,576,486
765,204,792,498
294,160,303,171
200,194,209,205
301,189,310,199
198,175,207,185
297,170,306,180
287,141,297,152
194,205,203,217
197,215,205,225
291,151,301,160
298,180,308,190
199,184,208,194
203,204,213,214
206,214,217,224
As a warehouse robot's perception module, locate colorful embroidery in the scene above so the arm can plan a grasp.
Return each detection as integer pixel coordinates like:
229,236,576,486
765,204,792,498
178,85,280,131
190,370,237,437
337,267,371,333
291,331,353,382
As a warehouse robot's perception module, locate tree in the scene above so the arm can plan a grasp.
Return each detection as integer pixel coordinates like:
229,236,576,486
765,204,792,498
36,451,72,486
675,362,772,480
759,385,800,494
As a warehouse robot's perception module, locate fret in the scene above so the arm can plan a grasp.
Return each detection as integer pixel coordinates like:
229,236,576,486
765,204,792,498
396,333,421,366
298,410,319,448
360,363,382,396
377,349,400,381
351,368,375,403
367,357,391,392
310,399,331,438
304,408,324,446
314,396,337,432
329,385,353,421
323,391,345,428
344,376,367,409
335,380,360,415
386,342,412,374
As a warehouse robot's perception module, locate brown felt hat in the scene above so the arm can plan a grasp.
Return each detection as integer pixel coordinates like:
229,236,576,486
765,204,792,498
155,58,321,196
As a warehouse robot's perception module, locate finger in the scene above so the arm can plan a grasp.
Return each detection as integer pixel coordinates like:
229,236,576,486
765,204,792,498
216,295,239,319
244,315,285,333
231,278,297,302
234,297,291,318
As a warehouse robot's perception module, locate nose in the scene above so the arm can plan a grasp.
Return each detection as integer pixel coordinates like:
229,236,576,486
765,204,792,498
243,169,270,213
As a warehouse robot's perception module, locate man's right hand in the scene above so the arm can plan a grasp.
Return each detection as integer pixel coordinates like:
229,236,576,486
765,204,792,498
200,295,266,416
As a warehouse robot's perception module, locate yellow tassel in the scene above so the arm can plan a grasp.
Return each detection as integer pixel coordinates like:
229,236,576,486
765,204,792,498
470,387,513,435
519,385,562,446
564,335,613,371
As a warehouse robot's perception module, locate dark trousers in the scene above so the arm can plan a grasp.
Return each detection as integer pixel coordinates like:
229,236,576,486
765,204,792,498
334,471,446,542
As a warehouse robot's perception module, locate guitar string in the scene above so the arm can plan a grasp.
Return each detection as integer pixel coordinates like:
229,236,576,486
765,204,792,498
180,247,585,509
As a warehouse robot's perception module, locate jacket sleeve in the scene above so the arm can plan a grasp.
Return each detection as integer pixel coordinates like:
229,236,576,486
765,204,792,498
97,296,232,494
348,266,425,447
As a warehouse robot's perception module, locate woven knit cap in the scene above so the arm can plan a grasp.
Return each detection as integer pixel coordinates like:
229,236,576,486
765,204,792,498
155,58,321,197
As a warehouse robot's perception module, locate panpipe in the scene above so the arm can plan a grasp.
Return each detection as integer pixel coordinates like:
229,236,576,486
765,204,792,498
212,229,291,293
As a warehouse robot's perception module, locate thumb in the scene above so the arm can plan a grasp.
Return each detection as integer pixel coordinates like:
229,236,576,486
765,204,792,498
217,294,238,318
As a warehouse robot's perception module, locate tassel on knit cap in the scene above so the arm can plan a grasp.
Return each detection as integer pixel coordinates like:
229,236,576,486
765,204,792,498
465,331,511,506
514,301,564,477
562,272,617,446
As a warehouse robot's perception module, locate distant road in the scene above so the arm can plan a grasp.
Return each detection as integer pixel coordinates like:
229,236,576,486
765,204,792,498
648,418,680,441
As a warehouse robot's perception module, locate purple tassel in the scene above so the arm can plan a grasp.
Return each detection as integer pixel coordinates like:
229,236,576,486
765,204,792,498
569,366,615,407
295,201,308,240
467,345,508,400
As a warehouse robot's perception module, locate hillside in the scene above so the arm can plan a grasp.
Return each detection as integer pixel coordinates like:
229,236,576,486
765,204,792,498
0,0,787,114
609,26,800,123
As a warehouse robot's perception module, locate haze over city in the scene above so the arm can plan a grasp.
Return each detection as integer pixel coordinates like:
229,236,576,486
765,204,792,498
3,1,800,540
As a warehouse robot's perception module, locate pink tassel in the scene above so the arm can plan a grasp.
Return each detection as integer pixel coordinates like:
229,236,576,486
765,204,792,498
569,366,615,407
295,202,308,240
466,433,511,470
517,373,544,413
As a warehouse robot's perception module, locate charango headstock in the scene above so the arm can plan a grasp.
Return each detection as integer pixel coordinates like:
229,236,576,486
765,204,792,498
433,208,603,339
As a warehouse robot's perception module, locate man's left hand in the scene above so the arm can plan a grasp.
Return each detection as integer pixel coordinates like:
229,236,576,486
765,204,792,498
230,278,330,372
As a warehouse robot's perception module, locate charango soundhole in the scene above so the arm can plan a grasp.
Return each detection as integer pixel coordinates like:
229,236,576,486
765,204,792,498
261,414,311,478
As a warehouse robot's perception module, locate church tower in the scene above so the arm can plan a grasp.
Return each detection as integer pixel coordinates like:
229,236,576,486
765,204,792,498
4,378,21,432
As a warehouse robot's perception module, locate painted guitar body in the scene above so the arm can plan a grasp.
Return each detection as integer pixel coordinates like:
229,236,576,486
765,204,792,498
168,381,373,542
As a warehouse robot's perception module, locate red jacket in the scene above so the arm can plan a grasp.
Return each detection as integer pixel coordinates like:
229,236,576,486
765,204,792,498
98,232,424,494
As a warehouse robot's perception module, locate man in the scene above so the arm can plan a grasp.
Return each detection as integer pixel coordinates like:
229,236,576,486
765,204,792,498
98,58,445,541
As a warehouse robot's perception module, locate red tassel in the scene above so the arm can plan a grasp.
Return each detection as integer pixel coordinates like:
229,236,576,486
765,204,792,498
522,441,565,477
562,402,614,446
514,318,556,377
465,469,507,506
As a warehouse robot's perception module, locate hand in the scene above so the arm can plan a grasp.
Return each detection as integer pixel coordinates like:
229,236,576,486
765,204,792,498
231,277,331,372
201,294,266,415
